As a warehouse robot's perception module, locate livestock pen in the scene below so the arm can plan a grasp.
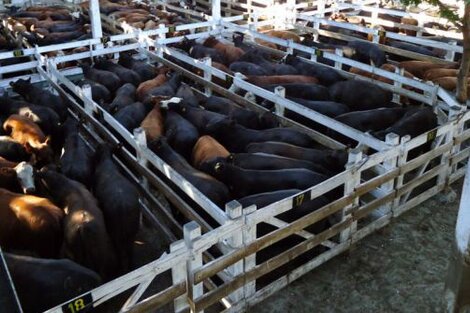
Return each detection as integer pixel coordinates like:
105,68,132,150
0,0,469,312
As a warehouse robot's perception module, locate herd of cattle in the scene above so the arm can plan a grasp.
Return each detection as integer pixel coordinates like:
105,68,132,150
0,77,142,312
0,1,462,310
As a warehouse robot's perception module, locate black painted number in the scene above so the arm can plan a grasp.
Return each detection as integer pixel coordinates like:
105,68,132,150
62,293,93,313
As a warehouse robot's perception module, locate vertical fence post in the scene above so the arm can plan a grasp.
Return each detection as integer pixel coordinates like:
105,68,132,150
242,205,257,301
244,92,256,103
184,221,203,313
392,135,411,214
450,106,465,177
225,201,244,303
445,156,470,313
170,240,188,312
339,148,363,243
334,48,343,70
228,72,244,93
212,0,221,28
81,85,96,115
274,86,286,117
202,57,212,96
393,67,404,104
133,127,149,191
438,106,462,187
89,0,103,50
376,133,400,217
445,40,457,62
157,24,166,58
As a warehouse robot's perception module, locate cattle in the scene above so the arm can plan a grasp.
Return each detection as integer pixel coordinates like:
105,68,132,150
373,107,438,141
203,36,244,64
237,49,298,75
118,52,157,82
247,75,319,86
0,162,35,194
189,44,227,64
283,54,344,86
141,96,166,142
329,107,408,144
38,169,119,280
59,118,93,187
0,136,30,162
136,71,169,102
109,83,136,114
400,17,418,36
77,79,111,104
176,83,199,107
229,61,270,76
423,68,459,81
80,64,122,93
4,114,53,165
113,102,148,132
329,80,393,111
262,83,330,101
5,253,101,313
149,138,230,208
0,95,61,137
347,41,386,67
0,188,63,257
246,141,348,173
165,100,226,132
432,76,470,92
399,60,458,79
191,135,230,169
208,161,328,198
202,96,262,129
10,77,67,121
93,144,141,273
226,152,331,174
238,189,330,234
205,118,317,152
286,97,349,118
141,73,181,104
164,109,200,159
389,40,438,57
94,58,142,86
262,29,302,43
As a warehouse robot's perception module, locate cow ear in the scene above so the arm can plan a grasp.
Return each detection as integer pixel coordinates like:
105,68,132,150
45,136,51,145
9,81,14,87
27,77,31,83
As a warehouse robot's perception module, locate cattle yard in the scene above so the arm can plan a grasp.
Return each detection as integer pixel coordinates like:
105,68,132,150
0,0,468,312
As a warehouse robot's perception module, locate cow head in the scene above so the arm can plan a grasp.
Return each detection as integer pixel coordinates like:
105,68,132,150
14,162,35,194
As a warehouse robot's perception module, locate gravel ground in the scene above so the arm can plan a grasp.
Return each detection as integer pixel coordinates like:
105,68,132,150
248,182,462,313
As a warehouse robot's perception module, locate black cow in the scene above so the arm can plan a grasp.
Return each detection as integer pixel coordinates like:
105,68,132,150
149,138,230,208
164,110,200,159
246,141,348,173
329,80,393,111
38,169,119,280
0,136,30,162
94,59,142,86
205,118,317,152
283,54,344,86
80,64,122,93
77,79,111,104
347,41,387,67
5,253,101,313
10,78,67,121
166,101,226,132
118,52,156,82
261,83,330,101
209,161,328,198
59,118,93,187
202,96,262,129
113,102,148,132
109,83,136,114
93,144,141,273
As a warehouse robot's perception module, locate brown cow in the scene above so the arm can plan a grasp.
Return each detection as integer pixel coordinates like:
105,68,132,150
400,60,458,79
432,76,470,92
203,36,245,64
3,114,53,164
262,30,302,43
254,38,278,50
247,75,319,85
136,68,170,101
400,17,418,36
0,188,64,257
141,96,166,142
423,68,459,81
192,135,230,169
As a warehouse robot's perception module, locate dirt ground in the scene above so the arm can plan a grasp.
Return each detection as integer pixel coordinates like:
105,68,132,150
249,182,463,313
